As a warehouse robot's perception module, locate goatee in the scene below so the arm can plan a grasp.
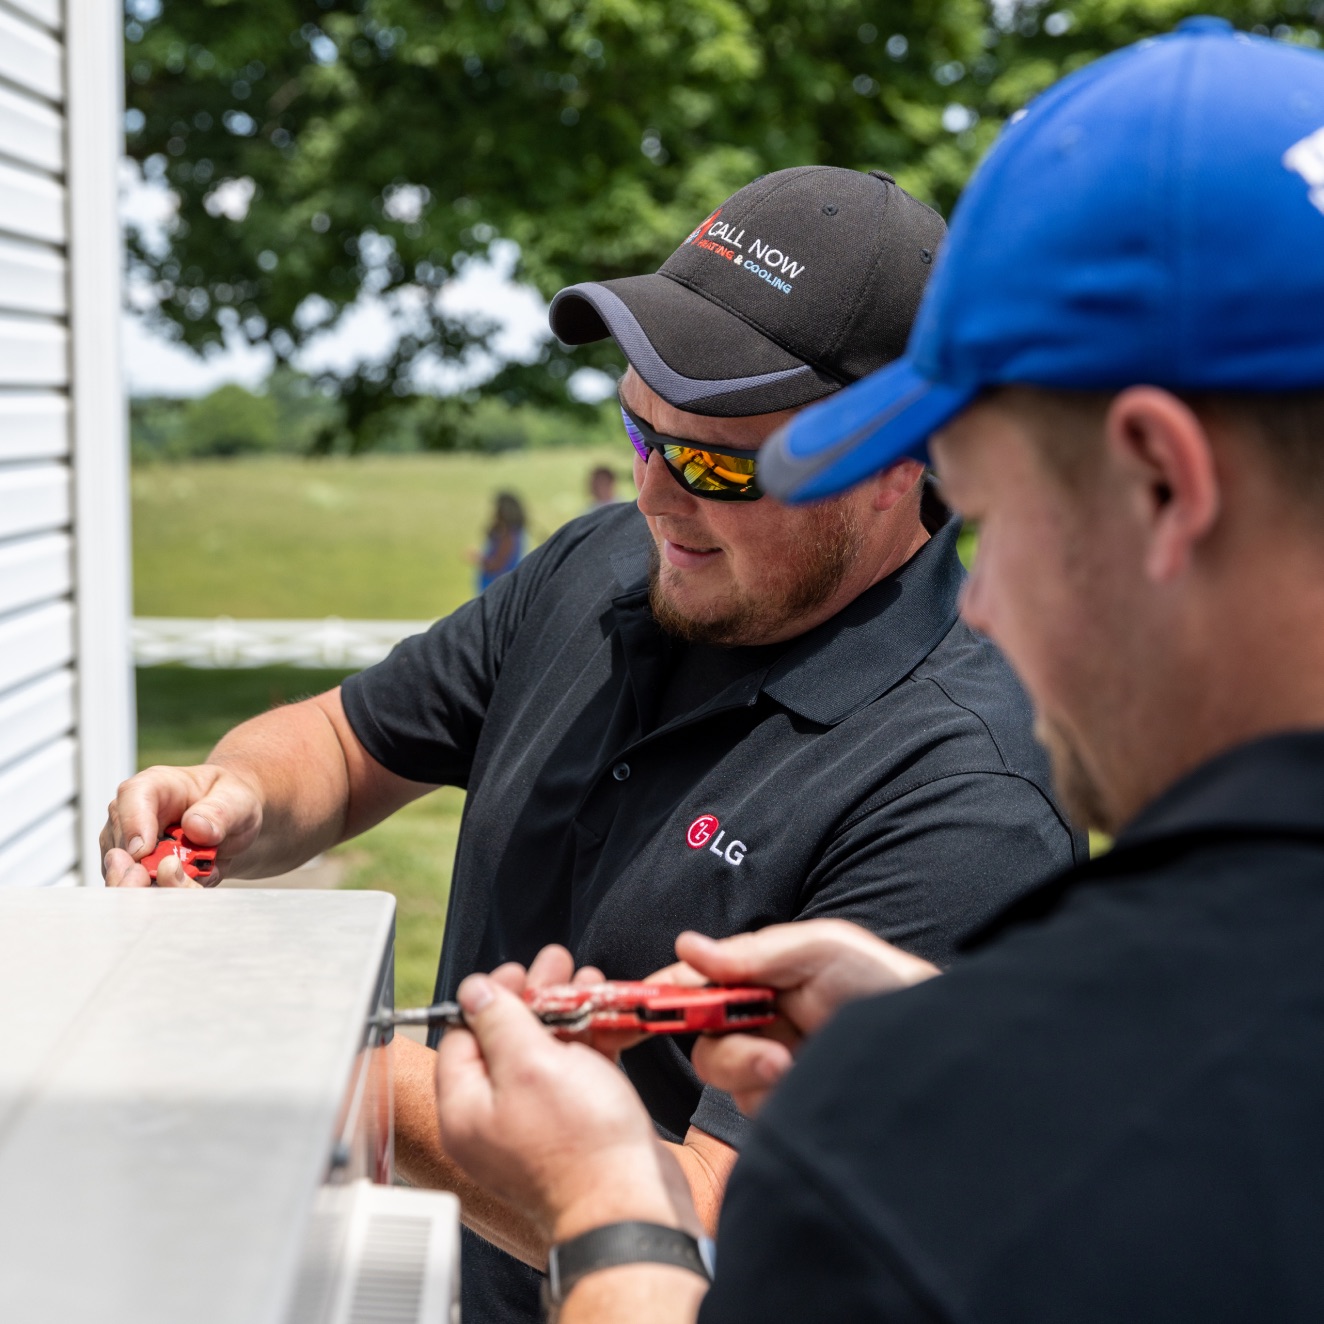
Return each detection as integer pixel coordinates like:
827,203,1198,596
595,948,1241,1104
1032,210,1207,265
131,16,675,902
649,501,863,647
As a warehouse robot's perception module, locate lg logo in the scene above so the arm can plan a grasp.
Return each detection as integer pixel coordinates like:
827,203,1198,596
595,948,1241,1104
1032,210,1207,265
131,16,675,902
687,815,746,866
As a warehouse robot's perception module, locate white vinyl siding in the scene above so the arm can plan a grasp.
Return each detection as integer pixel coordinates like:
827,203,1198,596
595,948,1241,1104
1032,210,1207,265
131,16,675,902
0,0,133,887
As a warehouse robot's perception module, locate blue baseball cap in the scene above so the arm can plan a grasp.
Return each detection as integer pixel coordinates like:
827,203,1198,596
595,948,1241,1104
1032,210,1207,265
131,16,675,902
759,19,1324,503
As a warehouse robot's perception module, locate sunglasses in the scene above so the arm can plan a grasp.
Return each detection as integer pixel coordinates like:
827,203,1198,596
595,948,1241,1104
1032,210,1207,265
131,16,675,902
620,400,763,502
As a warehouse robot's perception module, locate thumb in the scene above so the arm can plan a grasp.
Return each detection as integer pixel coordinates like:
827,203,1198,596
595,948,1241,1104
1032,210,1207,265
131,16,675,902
435,1015,495,1142
181,780,261,851
455,975,552,1088
674,930,767,986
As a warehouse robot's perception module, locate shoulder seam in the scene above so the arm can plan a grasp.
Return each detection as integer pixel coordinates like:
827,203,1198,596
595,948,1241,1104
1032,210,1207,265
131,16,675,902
836,768,1065,838
915,671,1012,770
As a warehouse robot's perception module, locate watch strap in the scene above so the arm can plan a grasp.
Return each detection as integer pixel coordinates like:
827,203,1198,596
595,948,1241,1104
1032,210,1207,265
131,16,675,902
545,1221,714,1306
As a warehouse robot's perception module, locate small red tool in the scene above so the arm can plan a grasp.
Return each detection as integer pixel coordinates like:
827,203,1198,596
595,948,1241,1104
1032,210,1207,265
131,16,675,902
140,825,218,884
376,982,778,1037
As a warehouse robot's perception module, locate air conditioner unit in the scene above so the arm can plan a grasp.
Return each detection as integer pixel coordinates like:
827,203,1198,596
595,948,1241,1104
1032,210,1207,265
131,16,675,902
0,888,460,1324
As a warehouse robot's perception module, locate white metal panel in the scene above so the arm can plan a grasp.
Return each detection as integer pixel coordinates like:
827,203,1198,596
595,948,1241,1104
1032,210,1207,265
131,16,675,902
0,890,397,1322
0,82,61,174
0,235,65,315
1,0,62,35
0,393,69,461
0,735,75,849
0,530,70,615
0,599,74,693
0,9,62,102
0,805,77,887
0,316,66,387
66,0,136,883
0,668,74,769
0,462,68,538
0,160,65,245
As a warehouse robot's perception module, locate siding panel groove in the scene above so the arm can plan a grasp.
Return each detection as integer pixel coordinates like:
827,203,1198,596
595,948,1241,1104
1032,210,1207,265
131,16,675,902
0,463,68,538
0,599,74,694
0,83,61,173
0,393,69,461
0,668,74,770
0,531,71,614
0,805,78,888
0,736,76,852
0,316,67,387
0,235,66,315
0,9,62,101
0,160,65,244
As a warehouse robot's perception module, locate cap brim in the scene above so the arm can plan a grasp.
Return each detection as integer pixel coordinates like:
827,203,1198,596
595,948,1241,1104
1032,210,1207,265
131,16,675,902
549,277,840,418
757,358,975,503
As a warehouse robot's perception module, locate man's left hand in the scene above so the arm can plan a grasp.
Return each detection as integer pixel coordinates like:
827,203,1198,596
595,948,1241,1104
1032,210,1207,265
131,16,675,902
435,974,703,1245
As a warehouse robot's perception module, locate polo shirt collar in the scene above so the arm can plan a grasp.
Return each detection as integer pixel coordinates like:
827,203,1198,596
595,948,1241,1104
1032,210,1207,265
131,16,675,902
609,508,965,729
762,514,964,725
965,729,1324,952
1113,729,1324,851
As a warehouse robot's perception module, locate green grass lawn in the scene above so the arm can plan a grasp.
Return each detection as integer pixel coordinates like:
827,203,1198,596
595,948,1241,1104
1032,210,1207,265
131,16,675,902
132,446,626,619
133,445,626,1004
136,665,463,1009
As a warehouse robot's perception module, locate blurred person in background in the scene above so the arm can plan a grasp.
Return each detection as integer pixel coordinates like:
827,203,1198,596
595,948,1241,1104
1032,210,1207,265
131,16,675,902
587,464,619,508
473,490,527,592
100,167,1083,1324
426,24,1324,1324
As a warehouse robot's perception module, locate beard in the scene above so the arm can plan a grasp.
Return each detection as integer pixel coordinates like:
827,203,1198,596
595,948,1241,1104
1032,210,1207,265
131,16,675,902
1034,712,1113,835
649,499,864,647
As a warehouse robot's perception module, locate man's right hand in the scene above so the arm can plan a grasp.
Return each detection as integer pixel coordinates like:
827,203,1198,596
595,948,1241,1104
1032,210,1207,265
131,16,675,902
683,919,939,1116
100,763,264,888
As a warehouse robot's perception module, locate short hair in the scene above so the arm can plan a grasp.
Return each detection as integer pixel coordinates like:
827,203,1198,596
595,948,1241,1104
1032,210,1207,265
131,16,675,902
997,387,1324,509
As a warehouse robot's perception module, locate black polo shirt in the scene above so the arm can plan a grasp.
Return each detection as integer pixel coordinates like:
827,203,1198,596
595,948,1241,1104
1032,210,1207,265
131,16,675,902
341,499,1081,1324
704,730,1324,1324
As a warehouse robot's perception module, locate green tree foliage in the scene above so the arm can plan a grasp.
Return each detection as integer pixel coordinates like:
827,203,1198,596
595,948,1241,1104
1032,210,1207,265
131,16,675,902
131,370,620,459
125,0,1319,446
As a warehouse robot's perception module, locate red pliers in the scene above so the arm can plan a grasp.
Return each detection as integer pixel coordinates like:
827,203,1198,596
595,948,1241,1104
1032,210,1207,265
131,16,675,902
378,982,778,1036
140,825,218,884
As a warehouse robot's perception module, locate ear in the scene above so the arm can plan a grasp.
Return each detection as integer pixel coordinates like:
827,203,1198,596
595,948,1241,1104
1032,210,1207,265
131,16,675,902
868,458,926,513
1104,387,1221,582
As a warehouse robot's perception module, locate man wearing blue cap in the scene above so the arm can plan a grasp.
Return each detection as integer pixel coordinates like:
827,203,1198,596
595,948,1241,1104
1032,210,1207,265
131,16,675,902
426,20,1324,1323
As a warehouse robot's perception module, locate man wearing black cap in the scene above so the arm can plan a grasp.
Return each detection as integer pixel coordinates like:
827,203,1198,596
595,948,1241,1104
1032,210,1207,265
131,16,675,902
425,24,1324,1324
100,167,1080,1322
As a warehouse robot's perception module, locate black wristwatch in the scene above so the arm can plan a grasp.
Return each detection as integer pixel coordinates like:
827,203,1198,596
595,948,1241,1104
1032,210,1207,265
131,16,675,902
543,1221,716,1311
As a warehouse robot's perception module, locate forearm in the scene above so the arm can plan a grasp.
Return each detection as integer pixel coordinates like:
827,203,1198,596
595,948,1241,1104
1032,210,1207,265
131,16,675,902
560,1265,708,1324
207,688,431,876
392,1036,550,1268
663,1129,737,1236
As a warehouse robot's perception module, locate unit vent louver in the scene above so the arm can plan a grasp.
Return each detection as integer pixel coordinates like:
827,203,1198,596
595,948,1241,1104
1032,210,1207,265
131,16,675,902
284,1181,459,1324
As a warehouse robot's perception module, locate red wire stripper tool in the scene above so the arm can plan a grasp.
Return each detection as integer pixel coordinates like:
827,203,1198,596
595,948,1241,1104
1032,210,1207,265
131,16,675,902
376,982,778,1037
140,825,218,883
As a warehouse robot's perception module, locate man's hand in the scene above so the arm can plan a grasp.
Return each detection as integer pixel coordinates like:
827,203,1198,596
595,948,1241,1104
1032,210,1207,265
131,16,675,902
684,919,939,1116
100,688,432,889
436,974,702,1246
100,763,264,888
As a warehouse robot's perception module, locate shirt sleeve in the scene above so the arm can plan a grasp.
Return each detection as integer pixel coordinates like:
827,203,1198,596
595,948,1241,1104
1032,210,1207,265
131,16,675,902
795,770,1079,968
697,1123,947,1324
690,772,1078,1145
340,515,599,788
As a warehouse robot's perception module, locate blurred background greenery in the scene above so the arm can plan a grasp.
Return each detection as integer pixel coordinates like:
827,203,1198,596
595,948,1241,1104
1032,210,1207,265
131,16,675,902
133,443,627,1006
133,443,621,618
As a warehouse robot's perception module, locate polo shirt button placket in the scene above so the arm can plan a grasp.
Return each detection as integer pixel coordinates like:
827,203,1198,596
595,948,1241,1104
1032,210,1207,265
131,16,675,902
612,762,631,782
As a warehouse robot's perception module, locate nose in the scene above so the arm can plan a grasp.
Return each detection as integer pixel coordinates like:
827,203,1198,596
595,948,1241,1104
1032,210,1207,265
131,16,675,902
636,449,700,519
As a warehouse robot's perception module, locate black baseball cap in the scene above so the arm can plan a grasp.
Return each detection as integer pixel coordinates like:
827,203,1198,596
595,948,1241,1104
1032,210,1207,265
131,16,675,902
548,166,946,418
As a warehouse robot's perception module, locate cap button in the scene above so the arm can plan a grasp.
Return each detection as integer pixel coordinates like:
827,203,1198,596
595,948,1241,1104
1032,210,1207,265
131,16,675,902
1176,15,1234,34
